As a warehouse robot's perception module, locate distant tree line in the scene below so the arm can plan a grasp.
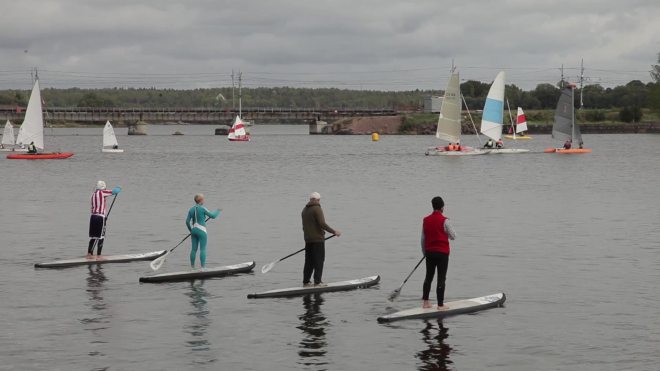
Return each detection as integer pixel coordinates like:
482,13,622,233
1,54,660,111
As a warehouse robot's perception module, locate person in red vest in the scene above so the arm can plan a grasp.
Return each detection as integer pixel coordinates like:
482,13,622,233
421,197,456,310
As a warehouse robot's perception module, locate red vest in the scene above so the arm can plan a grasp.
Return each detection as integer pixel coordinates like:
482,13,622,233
423,211,450,254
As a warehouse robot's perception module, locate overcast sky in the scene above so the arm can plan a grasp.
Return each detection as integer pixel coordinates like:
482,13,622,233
1,0,659,90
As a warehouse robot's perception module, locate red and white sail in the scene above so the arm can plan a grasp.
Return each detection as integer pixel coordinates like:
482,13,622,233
516,107,528,133
228,116,247,139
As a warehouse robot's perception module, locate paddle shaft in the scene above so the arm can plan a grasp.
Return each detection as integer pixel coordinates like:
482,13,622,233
276,235,335,263
401,255,426,287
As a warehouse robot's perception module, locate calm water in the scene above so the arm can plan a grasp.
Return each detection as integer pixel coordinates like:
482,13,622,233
1,125,659,371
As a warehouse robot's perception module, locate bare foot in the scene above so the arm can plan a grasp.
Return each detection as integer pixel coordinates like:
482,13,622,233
96,256,108,261
423,300,432,309
86,254,95,260
438,305,450,310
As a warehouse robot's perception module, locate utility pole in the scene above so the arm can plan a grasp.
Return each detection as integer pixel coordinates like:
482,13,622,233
451,59,455,73
579,59,584,109
238,70,242,118
231,70,235,109
560,64,564,88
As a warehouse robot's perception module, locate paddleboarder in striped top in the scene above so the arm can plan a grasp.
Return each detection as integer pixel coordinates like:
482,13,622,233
186,194,222,271
301,192,341,287
421,197,456,310
87,181,121,260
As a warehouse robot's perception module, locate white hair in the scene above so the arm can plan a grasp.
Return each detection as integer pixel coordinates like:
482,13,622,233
96,180,106,190
310,192,321,200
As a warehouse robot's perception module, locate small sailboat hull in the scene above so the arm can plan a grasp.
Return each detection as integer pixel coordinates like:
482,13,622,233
228,136,250,142
7,153,74,160
545,148,591,154
504,135,532,139
487,148,530,154
426,147,489,156
101,149,124,153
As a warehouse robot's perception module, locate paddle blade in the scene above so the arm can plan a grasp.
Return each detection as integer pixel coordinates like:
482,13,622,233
150,251,169,271
261,261,276,274
388,287,402,302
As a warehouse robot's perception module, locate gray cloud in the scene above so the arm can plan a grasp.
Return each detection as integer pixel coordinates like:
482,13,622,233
1,0,659,90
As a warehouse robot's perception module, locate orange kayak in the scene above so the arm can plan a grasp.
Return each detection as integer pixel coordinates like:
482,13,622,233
7,153,74,159
544,148,592,154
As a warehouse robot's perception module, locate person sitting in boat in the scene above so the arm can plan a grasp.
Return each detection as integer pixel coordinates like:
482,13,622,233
484,139,494,148
564,141,572,150
27,141,37,154
454,142,461,151
444,143,451,151
496,139,504,148
578,141,584,149
113,144,119,149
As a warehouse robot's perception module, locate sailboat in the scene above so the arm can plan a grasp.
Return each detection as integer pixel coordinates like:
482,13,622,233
102,121,124,152
6,79,74,159
505,108,532,139
544,84,591,154
425,72,486,156
480,72,529,154
228,116,250,142
1,121,27,152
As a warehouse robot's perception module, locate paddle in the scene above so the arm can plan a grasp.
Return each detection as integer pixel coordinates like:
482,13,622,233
388,255,426,302
261,235,336,274
150,216,211,271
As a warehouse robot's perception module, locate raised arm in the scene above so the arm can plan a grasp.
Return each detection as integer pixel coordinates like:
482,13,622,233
203,207,221,219
444,219,456,240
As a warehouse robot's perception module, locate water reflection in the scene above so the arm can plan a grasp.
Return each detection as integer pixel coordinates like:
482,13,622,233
416,320,453,371
297,293,329,368
184,281,216,365
81,265,111,360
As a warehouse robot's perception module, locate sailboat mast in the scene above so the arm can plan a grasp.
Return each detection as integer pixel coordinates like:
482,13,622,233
506,98,516,140
571,85,575,143
238,70,242,118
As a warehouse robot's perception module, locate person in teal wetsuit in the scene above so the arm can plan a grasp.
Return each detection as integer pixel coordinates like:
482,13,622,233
186,194,222,271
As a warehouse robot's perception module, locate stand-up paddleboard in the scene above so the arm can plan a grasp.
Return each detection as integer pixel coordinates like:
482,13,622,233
139,261,255,283
247,275,380,299
377,293,506,323
35,250,167,268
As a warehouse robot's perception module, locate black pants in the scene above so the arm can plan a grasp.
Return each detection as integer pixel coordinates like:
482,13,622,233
422,251,449,305
303,242,325,284
88,238,104,255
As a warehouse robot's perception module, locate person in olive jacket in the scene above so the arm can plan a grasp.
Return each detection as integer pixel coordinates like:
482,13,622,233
301,192,341,287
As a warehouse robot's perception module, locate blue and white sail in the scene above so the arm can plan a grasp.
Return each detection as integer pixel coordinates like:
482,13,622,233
480,71,505,141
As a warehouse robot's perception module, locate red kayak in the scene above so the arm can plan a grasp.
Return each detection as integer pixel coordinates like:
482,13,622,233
7,153,74,160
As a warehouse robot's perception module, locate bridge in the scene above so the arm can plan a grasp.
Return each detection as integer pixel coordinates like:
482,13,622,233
0,107,398,122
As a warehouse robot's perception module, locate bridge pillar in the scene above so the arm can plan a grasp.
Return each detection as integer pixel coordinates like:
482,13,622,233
127,121,148,135
309,120,329,135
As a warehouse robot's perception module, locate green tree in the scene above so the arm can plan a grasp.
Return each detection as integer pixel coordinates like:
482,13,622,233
649,53,660,111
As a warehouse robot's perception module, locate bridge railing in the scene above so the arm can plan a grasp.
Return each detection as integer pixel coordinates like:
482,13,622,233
0,106,397,114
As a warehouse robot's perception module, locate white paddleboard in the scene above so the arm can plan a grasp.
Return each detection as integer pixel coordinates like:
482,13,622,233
139,262,255,283
35,250,167,268
377,293,506,323
248,275,380,299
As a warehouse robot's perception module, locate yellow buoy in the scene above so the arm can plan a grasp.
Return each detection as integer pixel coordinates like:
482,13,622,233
372,133,379,141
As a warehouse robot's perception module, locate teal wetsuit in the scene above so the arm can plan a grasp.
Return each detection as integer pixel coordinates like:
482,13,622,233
186,205,220,267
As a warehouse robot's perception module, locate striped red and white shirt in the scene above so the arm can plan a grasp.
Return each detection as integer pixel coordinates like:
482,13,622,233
91,190,113,215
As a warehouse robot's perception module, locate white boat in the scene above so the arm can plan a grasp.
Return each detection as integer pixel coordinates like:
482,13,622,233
228,116,250,142
0,121,27,152
7,78,73,160
425,72,487,156
479,72,529,154
101,120,124,153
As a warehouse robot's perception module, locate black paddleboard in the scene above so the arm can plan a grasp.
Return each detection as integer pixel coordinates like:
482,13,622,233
247,275,380,299
139,261,255,283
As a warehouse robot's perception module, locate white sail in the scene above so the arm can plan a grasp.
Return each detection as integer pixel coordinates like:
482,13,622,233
516,107,528,133
480,72,505,141
103,121,119,147
436,73,462,143
228,116,246,139
2,121,15,146
16,80,45,150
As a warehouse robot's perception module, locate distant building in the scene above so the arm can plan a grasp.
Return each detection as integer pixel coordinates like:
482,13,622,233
424,96,443,113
